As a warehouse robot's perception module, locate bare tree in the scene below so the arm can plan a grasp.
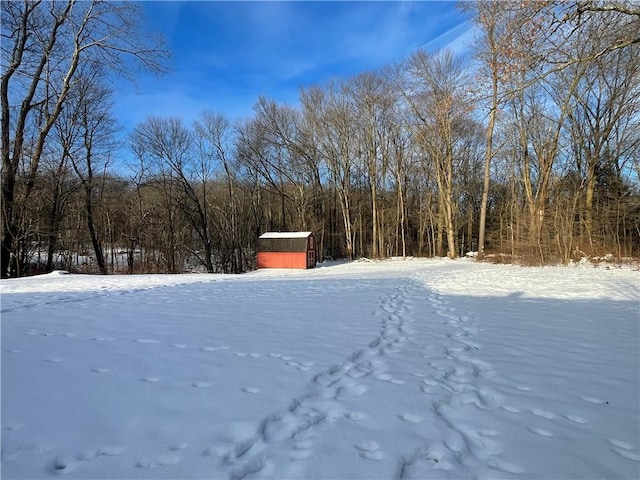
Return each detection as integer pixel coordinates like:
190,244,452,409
131,116,217,273
194,111,244,273
404,50,472,259
1,0,168,277
463,0,514,260
301,84,359,259
62,71,118,274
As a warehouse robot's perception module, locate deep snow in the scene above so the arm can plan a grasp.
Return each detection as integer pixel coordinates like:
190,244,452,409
1,259,638,479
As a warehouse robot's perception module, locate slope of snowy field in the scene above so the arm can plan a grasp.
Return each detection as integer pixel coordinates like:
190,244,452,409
1,259,638,479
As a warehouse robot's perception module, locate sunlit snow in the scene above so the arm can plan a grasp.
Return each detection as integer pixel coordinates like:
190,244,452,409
1,259,638,479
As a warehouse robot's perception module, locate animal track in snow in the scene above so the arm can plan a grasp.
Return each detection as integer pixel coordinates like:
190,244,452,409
335,383,368,400
356,440,379,452
613,450,640,461
50,457,76,475
582,396,606,404
346,411,367,421
356,441,384,460
564,414,587,424
242,387,261,394
502,405,520,413
215,280,415,478
531,408,556,419
527,427,554,437
606,437,640,460
90,367,110,374
606,438,634,450
399,413,422,424
78,446,123,461
200,346,220,352
191,381,211,388
289,448,312,460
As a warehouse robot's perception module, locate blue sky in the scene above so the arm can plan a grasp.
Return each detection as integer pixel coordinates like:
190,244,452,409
113,1,473,131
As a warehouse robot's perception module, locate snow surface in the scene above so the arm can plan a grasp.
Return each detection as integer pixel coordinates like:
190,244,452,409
1,259,639,479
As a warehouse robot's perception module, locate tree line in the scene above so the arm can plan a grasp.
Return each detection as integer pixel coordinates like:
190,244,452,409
2,0,639,277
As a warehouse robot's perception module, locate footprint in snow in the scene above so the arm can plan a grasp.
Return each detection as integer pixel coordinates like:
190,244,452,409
606,438,635,451
527,427,554,437
399,413,422,424
242,387,260,394
502,405,520,413
336,383,368,400
2,423,22,433
531,408,556,419
356,441,383,460
134,339,160,344
613,449,640,462
91,368,110,374
606,440,640,461
191,381,211,388
582,396,607,404
564,414,587,424
346,411,368,421
289,449,312,460
287,361,311,372
78,446,123,461
46,358,62,363
50,458,76,475
294,439,313,449
290,439,313,461
141,377,160,383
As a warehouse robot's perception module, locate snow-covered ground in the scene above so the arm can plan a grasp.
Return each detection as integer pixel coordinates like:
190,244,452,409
1,259,638,479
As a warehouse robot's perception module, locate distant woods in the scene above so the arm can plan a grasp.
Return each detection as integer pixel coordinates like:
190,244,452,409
2,1,639,277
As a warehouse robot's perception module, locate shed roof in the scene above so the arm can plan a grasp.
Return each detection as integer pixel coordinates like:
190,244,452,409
259,232,312,239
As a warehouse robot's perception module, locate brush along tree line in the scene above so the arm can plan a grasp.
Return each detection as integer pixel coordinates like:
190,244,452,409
2,1,638,276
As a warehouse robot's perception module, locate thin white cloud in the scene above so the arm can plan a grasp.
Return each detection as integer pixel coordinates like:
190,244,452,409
115,1,473,128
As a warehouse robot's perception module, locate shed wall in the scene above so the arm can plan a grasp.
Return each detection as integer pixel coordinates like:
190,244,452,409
256,252,308,269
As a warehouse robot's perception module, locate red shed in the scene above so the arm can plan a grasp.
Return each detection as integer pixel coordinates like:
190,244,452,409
257,232,316,269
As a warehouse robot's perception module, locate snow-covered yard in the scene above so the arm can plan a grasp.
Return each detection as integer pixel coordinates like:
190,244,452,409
1,259,638,479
